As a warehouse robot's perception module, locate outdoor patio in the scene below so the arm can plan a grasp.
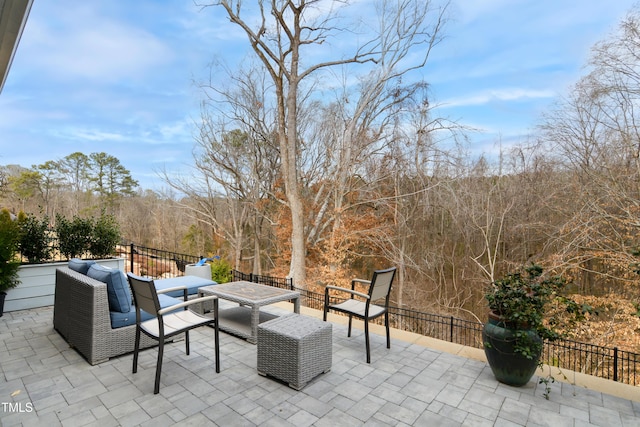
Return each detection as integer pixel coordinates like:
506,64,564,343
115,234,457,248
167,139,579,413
1,302,639,427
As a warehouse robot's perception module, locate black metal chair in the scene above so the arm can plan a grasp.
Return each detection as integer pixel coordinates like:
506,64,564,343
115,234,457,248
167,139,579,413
127,272,220,394
323,267,397,363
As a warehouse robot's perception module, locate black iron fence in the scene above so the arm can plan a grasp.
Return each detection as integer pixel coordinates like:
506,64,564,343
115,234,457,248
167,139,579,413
123,243,199,277
122,243,640,386
232,270,294,290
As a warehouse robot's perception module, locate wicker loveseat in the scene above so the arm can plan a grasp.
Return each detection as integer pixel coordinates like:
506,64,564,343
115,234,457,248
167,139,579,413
53,266,159,365
53,265,216,365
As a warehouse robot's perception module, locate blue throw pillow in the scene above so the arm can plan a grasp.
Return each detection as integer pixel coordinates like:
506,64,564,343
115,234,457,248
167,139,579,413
68,258,96,275
87,264,132,313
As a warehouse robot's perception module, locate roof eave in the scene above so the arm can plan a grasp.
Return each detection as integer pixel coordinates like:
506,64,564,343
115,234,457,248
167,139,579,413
0,0,34,94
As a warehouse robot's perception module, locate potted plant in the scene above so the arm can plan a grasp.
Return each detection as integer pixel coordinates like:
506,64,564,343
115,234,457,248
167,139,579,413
0,209,21,316
483,264,590,390
209,256,232,283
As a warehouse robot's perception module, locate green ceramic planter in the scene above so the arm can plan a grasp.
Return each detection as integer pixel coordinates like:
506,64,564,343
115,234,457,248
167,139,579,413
482,315,542,386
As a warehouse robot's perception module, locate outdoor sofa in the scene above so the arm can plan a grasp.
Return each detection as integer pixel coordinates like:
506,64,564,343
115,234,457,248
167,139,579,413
53,259,216,365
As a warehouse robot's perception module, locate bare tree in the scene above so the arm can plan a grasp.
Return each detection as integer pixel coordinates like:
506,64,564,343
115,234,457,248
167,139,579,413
58,152,91,216
199,0,450,287
162,61,280,273
538,5,640,295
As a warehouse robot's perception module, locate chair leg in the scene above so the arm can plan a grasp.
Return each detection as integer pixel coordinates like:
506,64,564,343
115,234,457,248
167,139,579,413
364,319,371,364
154,338,164,394
213,298,220,373
347,315,353,337
132,327,140,374
385,311,391,349
214,319,220,373
323,294,328,321
185,331,190,355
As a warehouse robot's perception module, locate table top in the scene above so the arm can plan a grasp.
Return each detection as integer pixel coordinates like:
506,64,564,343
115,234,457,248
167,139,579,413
199,281,299,305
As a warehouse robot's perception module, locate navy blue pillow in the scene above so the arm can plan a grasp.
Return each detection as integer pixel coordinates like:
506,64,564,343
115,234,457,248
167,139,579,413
68,258,96,275
87,264,132,313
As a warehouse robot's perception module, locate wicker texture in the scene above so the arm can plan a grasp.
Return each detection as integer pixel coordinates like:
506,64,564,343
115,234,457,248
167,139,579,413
257,314,332,390
54,267,158,365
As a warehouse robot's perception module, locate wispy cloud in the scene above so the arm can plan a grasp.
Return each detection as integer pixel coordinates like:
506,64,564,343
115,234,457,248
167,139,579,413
22,7,172,84
65,129,127,142
441,88,556,108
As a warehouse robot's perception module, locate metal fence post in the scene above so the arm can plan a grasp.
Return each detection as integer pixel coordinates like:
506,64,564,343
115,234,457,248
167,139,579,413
613,347,618,382
129,243,134,273
450,316,454,342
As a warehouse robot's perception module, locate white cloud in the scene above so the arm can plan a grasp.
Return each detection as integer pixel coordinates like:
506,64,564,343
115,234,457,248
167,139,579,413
429,0,635,88
55,128,126,142
21,4,173,84
441,88,556,108
158,120,191,140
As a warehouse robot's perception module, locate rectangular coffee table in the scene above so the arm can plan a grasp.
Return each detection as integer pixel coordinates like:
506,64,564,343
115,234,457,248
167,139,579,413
197,281,300,344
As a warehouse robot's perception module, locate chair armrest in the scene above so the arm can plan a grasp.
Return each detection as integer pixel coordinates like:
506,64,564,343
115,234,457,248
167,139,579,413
351,278,371,291
157,285,188,301
158,295,218,315
325,285,370,300
157,285,187,295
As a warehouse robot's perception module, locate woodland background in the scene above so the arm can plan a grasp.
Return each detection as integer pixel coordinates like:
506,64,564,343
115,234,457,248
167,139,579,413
2,2,640,353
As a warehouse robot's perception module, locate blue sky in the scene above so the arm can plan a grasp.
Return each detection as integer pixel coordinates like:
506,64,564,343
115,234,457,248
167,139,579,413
0,0,636,190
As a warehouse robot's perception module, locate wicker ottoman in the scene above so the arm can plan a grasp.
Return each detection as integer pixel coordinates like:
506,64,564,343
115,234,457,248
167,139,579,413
257,314,332,390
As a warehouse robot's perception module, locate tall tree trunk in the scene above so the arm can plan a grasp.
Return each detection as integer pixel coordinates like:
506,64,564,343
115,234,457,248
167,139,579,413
283,69,306,287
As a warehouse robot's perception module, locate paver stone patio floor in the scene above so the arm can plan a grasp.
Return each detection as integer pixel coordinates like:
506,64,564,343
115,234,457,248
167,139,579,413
1,302,639,426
